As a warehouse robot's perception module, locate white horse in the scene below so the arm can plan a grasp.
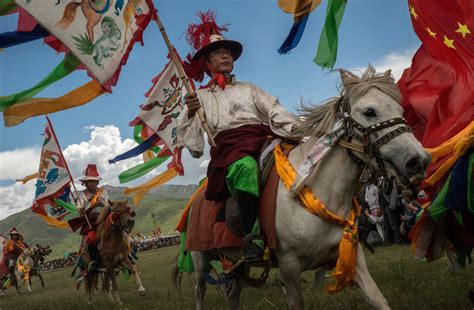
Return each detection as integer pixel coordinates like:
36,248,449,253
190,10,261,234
188,66,430,309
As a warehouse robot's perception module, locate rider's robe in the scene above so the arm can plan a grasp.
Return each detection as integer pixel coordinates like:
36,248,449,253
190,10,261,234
177,80,303,200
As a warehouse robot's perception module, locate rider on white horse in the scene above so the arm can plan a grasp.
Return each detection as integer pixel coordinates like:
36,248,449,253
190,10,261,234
177,11,304,262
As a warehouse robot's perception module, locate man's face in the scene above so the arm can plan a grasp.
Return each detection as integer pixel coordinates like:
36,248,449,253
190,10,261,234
11,234,18,240
207,48,234,74
85,180,99,192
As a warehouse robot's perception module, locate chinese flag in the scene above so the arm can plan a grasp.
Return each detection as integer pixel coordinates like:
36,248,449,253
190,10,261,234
398,0,474,149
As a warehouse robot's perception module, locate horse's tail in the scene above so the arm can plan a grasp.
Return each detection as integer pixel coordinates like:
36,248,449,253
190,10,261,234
171,254,182,297
56,1,81,29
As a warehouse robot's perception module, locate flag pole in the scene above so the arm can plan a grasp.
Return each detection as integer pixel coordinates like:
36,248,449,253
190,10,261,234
153,12,217,148
46,116,93,230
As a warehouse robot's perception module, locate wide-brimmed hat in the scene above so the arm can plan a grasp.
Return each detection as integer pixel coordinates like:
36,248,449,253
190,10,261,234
79,164,101,182
192,33,242,61
184,11,242,82
9,227,19,235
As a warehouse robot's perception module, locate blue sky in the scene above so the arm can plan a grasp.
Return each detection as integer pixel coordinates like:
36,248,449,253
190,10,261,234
0,0,419,150
0,0,421,218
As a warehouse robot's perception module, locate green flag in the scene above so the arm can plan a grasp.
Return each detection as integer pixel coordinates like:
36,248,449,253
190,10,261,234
313,0,347,68
118,156,169,184
54,199,80,216
0,53,80,111
0,0,16,16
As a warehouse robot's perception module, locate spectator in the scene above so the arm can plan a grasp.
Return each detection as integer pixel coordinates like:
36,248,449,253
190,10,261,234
400,189,421,238
379,176,402,244
364,207,385,246
364,179,380,211
39,234,181,271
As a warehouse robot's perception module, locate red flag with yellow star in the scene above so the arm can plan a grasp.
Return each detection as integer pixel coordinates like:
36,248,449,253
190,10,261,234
398,0,474,149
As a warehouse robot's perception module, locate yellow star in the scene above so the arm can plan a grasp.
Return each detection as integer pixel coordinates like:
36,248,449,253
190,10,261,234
425,27,437,39
443,35,456,49
455,22,471,38
409,5,418,20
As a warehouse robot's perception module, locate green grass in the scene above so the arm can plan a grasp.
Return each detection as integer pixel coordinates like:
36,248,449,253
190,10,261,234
1,244,474,309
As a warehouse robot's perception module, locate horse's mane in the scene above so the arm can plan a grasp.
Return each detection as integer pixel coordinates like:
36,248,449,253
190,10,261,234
296,65,402,138
96,205,112,240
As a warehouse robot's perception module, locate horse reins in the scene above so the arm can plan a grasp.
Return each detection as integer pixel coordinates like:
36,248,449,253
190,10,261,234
107,207,135,231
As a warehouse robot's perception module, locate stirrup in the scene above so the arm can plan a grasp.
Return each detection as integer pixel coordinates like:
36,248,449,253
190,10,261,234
88,261,97,271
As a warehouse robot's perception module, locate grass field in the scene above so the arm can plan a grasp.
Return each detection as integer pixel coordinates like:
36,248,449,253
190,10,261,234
1,244,474,309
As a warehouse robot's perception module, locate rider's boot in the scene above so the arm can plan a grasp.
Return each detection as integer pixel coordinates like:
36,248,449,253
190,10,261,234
87,244,99,271
236,190,264,262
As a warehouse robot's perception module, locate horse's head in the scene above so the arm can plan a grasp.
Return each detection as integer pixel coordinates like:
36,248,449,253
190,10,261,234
338,66,430,185
106,199,136,233
35,244,52,263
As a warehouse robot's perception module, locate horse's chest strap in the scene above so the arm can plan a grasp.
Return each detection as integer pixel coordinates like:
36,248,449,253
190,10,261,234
273,143,360,293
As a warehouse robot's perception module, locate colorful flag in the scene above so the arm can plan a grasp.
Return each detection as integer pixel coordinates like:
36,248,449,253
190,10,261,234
138,60,187,157
122,59,190,204
14,0,154,86
313,0,347,68
398,0,474,193
398,0,474,149
277,0,321,54
0,1,157,125
31,117,76,228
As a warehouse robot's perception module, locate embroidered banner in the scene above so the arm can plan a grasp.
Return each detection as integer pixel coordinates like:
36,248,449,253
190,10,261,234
31,117,74,228
15,0,155,86
138,60,187,157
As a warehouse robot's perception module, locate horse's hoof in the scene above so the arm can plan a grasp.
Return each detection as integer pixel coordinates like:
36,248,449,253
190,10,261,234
138,290,146,296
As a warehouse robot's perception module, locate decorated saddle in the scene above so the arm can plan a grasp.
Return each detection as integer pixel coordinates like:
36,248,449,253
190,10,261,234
182,142,292,252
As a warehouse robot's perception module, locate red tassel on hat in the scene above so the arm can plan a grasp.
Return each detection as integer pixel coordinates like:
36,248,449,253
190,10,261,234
185,10,229,52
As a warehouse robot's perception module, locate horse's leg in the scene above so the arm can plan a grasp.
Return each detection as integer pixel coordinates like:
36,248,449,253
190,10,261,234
123,259,146,295
37,272,45,287
224,275,242,310
191,251,208,310
355,244,390,309
104,269,115,303
110,271,123,305
26,273,32,292
278,254,304,310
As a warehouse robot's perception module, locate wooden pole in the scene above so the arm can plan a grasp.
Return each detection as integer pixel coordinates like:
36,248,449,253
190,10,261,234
153,12,217,148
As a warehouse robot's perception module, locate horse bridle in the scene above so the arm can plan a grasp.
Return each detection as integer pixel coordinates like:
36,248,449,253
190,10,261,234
338,96,412,175
108,206,136,231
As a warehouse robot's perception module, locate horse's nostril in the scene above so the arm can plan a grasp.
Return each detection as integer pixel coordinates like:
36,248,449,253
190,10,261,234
405,156,421,174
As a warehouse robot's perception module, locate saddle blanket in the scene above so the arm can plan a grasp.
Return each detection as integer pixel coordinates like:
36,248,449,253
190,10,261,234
184,145,290,251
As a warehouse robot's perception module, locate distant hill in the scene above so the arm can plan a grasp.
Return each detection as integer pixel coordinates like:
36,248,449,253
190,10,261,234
0,184,196,258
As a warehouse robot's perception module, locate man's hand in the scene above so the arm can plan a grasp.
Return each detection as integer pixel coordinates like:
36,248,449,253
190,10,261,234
185,93,201,118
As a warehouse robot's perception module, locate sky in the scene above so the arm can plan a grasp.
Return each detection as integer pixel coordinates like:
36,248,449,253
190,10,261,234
0,0,421,219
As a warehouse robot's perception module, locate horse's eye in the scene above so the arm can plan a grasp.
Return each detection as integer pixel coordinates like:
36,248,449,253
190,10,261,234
363,108,377,118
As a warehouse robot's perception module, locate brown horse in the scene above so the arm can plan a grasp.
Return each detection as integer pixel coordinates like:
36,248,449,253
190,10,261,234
28,244,52,290
56,0,113,42
84,200,145,304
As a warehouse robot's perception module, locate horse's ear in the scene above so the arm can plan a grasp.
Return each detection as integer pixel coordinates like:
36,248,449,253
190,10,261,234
383,69,392,77
108,199,113,206
339,69,356,89
123,198,129,205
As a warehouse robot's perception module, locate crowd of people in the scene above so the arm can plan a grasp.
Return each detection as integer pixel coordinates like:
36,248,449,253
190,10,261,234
357,174,429,247
40,234,181,272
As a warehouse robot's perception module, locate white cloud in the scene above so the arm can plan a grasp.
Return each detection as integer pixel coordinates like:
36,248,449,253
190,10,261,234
0,182,36,220
0,147,40,181
357,48,417,80
0,125,209,220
